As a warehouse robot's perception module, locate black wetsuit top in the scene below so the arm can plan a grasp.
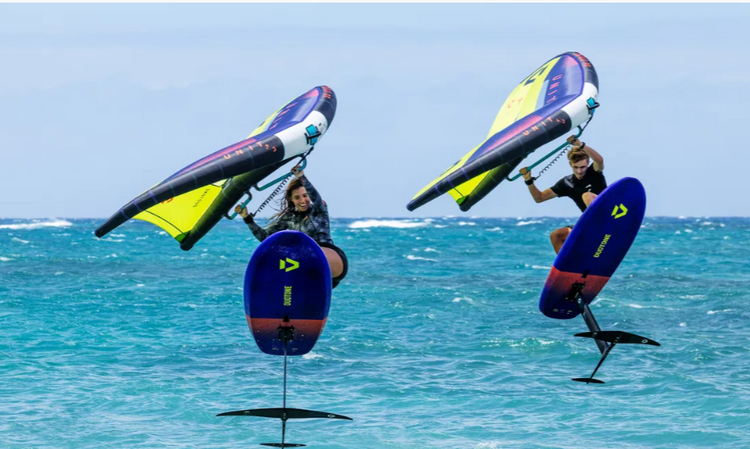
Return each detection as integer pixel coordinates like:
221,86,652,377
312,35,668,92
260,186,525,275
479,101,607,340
550,164,607,212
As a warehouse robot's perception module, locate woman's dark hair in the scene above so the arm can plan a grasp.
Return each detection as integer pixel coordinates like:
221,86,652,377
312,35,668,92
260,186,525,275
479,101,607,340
270,178,306,221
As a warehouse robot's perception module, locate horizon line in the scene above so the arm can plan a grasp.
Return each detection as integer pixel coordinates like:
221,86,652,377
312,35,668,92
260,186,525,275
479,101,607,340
2,216,750,220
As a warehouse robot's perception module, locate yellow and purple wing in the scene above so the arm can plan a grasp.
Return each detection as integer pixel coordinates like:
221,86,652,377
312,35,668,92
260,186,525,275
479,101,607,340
95,86,337,244
407,52,598,212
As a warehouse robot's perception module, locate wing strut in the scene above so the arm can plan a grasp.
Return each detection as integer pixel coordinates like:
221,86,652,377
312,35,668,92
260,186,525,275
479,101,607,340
225,150,312,221
509,98,600,183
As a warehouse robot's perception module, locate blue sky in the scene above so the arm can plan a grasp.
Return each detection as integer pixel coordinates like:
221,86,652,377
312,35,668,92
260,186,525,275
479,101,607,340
1,3,749,218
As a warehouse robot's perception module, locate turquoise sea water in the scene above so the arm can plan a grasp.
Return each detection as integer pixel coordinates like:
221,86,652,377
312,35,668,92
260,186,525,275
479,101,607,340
1,217,749,448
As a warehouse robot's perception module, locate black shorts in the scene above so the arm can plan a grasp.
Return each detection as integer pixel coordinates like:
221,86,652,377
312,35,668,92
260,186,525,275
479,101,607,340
319,242,348,289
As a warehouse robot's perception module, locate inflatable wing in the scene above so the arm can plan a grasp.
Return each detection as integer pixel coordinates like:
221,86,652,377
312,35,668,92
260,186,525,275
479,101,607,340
407,52,598,212
95,86,337,245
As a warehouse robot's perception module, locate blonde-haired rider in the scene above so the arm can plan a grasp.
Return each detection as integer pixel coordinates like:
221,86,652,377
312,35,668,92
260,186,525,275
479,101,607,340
521,139,606,254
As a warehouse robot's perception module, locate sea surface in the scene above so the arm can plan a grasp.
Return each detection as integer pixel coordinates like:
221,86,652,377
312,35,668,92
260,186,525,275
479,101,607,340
1,217,749,448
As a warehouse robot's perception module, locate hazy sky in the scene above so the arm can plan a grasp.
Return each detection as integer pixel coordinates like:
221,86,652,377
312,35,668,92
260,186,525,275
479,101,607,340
1,3,748,219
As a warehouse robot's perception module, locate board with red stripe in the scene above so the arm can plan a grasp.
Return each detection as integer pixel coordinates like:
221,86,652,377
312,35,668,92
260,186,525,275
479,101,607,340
244,231,332,355
539,177,646,319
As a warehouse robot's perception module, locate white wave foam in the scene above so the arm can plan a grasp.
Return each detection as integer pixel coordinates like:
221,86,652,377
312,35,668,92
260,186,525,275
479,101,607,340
487,227,503,232
11,237,29,244
349,220,428,229
433,224,447,228
475,441,503,449
424,248,439,252
452,297,474,304
302,352,323,360
406,255,437,262
0,219,72,230
458,221,476,226
516,220,542,226
707,309,732,315
531,265,551,270
0,257,12,262
680,294,706,300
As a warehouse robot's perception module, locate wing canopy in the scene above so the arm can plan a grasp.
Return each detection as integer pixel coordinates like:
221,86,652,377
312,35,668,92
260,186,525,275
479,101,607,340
407,52,598,212
96,86,337,242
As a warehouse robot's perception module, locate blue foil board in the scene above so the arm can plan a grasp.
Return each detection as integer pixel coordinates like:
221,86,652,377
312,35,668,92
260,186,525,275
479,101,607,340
244,231,332,355
539,177,646,319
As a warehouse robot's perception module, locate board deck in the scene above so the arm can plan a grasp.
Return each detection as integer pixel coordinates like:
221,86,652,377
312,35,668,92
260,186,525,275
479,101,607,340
244,231,332,355
539,177,646,319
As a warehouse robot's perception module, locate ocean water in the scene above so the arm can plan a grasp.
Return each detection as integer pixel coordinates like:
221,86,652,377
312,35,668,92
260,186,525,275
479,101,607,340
1,217,749,449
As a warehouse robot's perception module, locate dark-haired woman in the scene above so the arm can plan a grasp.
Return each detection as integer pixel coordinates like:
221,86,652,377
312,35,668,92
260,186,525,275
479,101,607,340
235,166,348,288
